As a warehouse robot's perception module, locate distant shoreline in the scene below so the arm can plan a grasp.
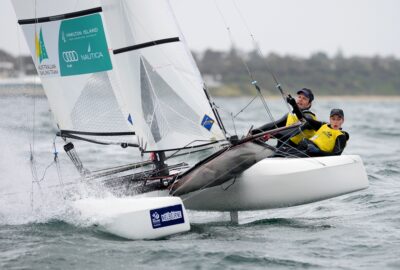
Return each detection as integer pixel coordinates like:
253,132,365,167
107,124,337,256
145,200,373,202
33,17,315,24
1,87,399,101
251,95,400,101
217,95,400,101
0,87,44,96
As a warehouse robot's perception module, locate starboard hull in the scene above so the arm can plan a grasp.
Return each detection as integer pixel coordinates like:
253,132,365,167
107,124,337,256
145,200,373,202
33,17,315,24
181,155,369,211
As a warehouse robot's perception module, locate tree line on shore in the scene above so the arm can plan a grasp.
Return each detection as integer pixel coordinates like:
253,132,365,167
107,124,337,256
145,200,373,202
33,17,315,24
1,48,399,96
194,49,400,96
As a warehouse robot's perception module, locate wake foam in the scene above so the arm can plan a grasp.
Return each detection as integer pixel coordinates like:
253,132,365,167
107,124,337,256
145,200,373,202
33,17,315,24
0,173,116,227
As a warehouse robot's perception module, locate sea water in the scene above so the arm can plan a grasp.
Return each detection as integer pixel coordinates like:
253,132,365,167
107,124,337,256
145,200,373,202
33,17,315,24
0,92,399,270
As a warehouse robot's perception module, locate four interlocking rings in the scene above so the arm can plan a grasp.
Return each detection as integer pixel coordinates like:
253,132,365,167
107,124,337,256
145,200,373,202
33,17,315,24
62,51,79,62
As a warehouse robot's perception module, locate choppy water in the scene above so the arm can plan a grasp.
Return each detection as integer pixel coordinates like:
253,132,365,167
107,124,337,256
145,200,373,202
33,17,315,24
1,91,399,270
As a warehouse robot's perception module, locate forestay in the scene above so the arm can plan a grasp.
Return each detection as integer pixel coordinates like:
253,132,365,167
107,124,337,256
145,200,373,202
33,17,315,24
101,0,226,152
12,0,136,145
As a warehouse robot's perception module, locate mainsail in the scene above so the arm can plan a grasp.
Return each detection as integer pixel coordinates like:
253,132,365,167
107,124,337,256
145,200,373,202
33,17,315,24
12,0,226,152
12,0,136,145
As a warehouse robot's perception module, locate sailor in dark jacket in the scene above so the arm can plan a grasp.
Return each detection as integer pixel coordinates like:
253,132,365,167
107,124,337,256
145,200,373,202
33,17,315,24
297,108,349,157
251,88,317,148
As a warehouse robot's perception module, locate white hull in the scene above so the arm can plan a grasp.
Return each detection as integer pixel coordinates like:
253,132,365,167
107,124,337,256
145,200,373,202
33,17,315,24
182,155,369,211
72,155,368,239
73,197,190,240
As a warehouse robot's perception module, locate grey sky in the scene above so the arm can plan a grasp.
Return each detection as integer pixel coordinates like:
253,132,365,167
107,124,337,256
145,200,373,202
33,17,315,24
1,0,399,57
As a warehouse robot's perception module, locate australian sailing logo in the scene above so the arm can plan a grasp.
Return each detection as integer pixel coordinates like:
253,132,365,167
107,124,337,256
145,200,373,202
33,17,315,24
35,27,48,63
150,205,185,229
34,27,59,76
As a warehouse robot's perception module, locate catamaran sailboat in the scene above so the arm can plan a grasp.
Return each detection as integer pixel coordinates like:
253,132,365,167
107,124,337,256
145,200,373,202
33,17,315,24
11,0,368,239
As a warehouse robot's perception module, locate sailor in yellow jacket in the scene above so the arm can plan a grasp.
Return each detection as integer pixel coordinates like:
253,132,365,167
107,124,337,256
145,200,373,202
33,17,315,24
251,88,317,148
297,108,349,156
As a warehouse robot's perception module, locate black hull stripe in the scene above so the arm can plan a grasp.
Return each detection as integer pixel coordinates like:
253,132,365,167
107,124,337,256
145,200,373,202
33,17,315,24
59,130,135,137
18,7,102,25
113,37,180,55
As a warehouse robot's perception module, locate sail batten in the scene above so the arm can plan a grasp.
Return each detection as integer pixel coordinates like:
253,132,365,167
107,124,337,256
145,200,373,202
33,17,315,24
113,37,180,55
18,7,103,25
59,130,135,137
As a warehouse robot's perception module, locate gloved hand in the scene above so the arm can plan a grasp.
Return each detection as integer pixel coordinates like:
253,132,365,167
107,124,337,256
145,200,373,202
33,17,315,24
286,95,296,107
287,94,304,120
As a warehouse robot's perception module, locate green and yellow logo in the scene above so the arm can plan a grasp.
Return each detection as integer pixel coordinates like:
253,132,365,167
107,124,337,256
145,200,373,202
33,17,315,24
35,28,48,63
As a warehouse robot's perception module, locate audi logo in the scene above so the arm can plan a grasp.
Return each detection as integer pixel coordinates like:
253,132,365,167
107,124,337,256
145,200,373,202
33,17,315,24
62,51,79,63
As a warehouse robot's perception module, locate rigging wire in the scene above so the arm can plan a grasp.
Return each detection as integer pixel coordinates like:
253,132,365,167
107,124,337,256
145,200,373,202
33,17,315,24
28,0,66,208
229,0,312,156
232,95,257,119
213,0,277,126
230,112,238,136
231,0,292,113
213,0,253,81
30,0,38,210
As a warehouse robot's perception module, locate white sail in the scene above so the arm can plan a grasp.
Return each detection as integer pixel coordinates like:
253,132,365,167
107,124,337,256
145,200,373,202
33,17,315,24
11,0,136,145
12,0,225,151
101,0,226,151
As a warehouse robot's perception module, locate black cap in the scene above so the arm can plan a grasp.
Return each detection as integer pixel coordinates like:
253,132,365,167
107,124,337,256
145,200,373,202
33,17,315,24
330,108,344,118
297,88,314,102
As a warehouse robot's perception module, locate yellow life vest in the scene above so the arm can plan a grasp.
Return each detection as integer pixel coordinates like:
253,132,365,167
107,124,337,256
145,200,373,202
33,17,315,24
285,111,317,145
310,124,344,152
